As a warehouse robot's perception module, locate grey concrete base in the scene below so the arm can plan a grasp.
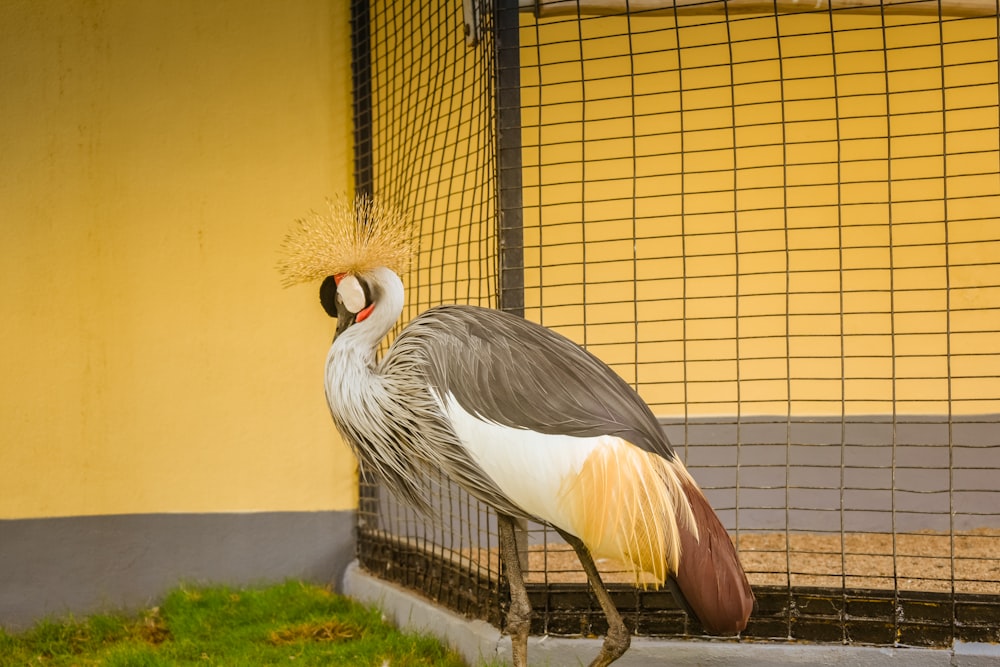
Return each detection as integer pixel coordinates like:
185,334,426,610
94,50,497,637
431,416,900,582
0,511,356,630
343,561,1000,667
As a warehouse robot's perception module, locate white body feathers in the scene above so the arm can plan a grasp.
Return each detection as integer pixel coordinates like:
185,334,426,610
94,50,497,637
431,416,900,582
437,390,697,583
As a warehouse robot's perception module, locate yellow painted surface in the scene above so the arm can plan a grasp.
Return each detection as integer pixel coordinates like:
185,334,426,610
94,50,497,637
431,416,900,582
520,12,1000,417
0,1,356,519
6,2,996,519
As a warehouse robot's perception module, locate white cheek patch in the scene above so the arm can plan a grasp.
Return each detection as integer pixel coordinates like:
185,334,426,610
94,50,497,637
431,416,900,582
339,275,367,313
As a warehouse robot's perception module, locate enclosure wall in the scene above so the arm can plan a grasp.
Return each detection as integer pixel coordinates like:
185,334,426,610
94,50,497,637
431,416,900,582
353,1,1000,648
1,0,356,627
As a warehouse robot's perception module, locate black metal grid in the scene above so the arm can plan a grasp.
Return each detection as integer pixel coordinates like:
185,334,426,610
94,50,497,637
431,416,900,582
351,0,508,626
351,0,1000,648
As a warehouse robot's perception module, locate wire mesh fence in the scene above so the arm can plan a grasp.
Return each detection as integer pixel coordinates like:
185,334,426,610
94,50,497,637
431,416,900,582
352,0,1000,647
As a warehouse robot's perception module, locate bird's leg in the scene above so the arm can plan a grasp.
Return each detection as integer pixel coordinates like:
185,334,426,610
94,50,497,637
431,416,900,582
498,513,532,667
557,529,631,667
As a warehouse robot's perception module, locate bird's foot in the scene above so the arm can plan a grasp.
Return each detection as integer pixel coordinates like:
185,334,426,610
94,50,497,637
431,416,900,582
588,622,631,667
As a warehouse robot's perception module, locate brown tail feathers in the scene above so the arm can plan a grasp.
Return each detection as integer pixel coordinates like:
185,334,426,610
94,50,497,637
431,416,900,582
670,472,754,635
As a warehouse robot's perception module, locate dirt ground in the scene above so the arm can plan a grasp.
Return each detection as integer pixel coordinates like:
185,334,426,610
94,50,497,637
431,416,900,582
466,529,1000,595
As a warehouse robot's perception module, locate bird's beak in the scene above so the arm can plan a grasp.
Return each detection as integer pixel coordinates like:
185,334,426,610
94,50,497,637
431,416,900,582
335,306,356,337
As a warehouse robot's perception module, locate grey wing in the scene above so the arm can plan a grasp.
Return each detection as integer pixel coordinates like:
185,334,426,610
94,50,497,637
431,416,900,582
398,305,677,461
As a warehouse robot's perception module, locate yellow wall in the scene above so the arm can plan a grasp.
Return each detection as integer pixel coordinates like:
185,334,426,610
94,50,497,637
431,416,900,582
0,1,356,519
520,12,1000,417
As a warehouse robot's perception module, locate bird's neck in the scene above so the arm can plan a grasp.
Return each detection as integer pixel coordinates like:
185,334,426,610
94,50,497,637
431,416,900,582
324,268,404,438
328,266,405,372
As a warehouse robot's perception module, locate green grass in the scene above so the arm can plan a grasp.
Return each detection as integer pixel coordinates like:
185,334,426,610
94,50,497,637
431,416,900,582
0,581,471,666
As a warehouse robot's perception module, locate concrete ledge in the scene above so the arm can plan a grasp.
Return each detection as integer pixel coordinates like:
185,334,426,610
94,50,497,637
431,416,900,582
342,561,999,666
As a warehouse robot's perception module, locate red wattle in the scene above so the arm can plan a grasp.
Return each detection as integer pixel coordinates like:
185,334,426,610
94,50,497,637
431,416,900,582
356,303,375,322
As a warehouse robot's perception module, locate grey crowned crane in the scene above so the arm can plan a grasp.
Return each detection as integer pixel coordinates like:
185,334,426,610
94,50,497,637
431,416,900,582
280,195,753,667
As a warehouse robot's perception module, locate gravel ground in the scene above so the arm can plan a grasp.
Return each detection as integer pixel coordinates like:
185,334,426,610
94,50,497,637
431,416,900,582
469,529,1000,595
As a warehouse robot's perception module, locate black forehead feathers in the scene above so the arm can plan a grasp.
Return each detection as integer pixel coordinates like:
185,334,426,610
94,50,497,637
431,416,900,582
319,275,339,318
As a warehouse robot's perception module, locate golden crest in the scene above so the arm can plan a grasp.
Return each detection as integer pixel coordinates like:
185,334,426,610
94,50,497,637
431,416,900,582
278,193,414,286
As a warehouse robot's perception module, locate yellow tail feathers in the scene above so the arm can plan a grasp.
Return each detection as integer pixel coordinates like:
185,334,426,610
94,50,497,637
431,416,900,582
558,437,698,586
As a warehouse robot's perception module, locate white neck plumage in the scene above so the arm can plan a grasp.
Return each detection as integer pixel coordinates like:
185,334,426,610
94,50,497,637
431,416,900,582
329,265,405,368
